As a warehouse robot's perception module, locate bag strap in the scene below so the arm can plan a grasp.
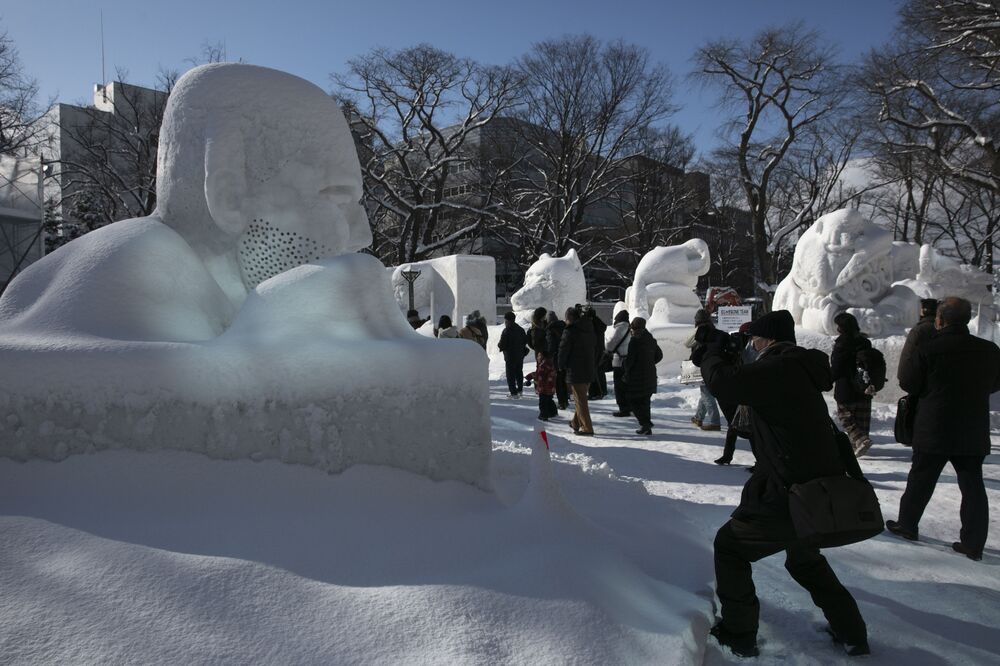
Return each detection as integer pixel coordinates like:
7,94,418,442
610,327,628,355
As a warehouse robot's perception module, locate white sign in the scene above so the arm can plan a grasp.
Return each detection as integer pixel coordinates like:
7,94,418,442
717,306,753,332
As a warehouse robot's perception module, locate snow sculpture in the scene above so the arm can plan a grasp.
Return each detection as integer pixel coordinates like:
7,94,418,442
390,255,496,325
896,244,994,307
624,239,710,324
616,239,711,363
510,250,586,322
0,64,491,485
773,208,919,336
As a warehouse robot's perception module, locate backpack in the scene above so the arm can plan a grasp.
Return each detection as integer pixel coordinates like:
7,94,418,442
855,347,887,394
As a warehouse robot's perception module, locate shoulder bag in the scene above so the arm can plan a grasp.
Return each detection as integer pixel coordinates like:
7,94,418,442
787,423,884,548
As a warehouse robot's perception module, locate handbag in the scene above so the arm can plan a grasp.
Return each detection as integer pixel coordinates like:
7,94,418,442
894,395,916,446
787,423,884,548
599,329,628,373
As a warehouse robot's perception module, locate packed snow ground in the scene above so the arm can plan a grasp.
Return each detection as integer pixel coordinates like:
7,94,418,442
1,348,997,664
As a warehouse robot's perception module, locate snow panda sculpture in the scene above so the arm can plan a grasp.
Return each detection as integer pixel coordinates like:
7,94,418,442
510,249,587,322
773,208,919,337
0,64,491,486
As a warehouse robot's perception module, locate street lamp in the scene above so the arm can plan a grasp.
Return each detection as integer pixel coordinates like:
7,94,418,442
400,269,421,311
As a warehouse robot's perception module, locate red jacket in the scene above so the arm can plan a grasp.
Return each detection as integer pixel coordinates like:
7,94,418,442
526,355,556,396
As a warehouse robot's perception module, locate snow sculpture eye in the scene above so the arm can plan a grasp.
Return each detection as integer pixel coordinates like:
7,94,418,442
237,219,334,289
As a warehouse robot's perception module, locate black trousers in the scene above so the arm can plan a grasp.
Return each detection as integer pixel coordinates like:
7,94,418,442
612,367,630,415
714,519,867,643
589,371,607,398
897,451,988,553
504,358,523,395
555,369,569,408
630,392,653,429
538,394,558,418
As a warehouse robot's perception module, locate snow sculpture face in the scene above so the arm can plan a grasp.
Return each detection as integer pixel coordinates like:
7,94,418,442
510,250,586,320
775,208,918,336
156,63,371,297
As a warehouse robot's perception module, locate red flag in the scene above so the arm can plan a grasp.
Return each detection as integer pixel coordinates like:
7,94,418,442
539,429,549,450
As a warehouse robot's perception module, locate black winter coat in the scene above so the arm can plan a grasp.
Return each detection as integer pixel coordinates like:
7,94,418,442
546,321,566,367
830,333,873,403
703,342,846,524
527,325,548,357
691,324,728,367
899,324,1000,456
622,329,663,395
589,315,608,361
897,315,936,383
498,322,528,362
558,318,597,384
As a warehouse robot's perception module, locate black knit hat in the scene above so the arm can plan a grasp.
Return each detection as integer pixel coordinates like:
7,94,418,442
694,308,711,325
745,310,796,344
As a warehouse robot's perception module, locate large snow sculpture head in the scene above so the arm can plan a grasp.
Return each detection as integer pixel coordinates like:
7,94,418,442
157,63,372,300
624,239,710,323
773,208,917,336
510,250,587,322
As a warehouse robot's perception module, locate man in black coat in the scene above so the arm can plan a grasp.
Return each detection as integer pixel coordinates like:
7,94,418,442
558,306,596,435
546,311,569,409
585,307,609,399
497,311,528,398
622,317,662,435
889,297,1000,561
701,310,868,658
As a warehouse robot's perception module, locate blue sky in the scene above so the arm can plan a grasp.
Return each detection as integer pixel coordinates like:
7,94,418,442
3,0,900,157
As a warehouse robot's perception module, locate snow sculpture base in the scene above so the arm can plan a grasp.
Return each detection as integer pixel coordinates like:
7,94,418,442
0,253,492,486
391,254,496,325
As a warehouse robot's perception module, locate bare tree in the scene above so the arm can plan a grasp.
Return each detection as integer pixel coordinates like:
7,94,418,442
493,35,678,267
47,68,175,246
869,0,1000,196
333,45,522,265
693,23,846,294
0,28,44,155
587,125,703,296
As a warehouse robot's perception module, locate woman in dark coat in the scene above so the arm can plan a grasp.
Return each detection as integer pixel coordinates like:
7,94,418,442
545,311,569,409
622,317,663,435
830,312,873,456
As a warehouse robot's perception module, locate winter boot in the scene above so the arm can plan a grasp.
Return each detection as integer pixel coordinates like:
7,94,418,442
952,542,983,561
710,622,758,658
825,626,871,657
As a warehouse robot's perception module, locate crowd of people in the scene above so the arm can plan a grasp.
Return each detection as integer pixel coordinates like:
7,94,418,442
416,295,998,659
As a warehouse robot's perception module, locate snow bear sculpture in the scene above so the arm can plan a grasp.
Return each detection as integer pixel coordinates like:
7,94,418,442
773,208,918,336
0,64,491,485
510,250,587,322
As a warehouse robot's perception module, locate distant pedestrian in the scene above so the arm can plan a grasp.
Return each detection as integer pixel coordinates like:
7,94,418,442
546,311,569,410
558,306,596,435
527,307,548,358
406,309,425,330
525,352,558,420
830,312,875,457
459,314,486,349
889,297,1000,562
607,310,632,417
622,317,662,435
470,309,489,346
715,322,757,465
688,308,725,431
897,298,939,383
585,306,608,399
498,311,529,398
436,315,459,339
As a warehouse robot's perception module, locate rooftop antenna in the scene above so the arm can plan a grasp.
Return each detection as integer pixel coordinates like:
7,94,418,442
100,9,107,101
